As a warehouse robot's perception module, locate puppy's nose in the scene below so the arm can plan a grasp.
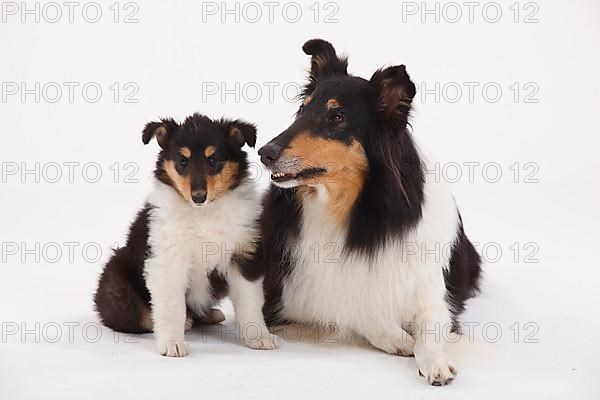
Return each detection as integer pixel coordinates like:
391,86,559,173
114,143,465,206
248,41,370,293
191,190,207,205
258,143,283,167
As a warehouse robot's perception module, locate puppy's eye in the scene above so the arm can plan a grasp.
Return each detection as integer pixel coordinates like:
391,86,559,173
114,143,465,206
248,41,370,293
179,157,189,168
328,111,344,124
207,157,216,166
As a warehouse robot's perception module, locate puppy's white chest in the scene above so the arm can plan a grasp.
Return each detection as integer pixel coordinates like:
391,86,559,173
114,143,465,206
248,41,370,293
147,182,259,270
178,218,236,267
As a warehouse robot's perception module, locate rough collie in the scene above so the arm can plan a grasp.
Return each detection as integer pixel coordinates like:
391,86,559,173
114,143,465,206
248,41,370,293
94,113,276,356
258,39,481,385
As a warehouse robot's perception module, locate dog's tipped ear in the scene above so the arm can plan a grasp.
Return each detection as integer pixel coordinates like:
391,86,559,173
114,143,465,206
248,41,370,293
302,39,348,94
142,118,177,149
370,65,416,117
226,120,257,148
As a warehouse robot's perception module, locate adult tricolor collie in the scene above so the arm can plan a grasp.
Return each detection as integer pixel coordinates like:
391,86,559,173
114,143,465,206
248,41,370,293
258,39,481,385
94,113,276,356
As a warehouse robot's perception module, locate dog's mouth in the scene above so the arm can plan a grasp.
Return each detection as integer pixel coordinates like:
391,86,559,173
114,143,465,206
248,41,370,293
270,167,326,184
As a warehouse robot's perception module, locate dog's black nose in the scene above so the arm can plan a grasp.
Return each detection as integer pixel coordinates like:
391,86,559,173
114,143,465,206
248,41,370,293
191,190,207,205
258,143,283,167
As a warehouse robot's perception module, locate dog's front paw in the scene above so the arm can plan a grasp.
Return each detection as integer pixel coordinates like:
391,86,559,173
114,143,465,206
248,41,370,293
158,340,188,357
368,330,415,357
417,353,457,386
198,308,226,324
243,334,278,350
184,315,195,332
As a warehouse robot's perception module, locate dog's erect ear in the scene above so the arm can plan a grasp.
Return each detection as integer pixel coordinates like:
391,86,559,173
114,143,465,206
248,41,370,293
302,39,348,95
225,120,257,148
370,65,416,118
142,118,178,149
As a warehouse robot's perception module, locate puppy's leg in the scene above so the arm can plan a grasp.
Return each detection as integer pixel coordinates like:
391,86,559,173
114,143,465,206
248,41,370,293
94,248,153,333
184,309,196,332
412,302,457,386
184,308,226,331
196,308,226,324
227,259,277,350
185,268,220,331
145,258,188,357
365,326,415,357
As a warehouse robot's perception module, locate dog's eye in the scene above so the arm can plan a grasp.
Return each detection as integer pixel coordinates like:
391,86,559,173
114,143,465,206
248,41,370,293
207,157,216,166
179,157,189,168
328,111,344,123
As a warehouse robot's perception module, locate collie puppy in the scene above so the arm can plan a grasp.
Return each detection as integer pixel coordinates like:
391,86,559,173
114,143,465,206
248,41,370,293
94,113,276,357
258,40,481,385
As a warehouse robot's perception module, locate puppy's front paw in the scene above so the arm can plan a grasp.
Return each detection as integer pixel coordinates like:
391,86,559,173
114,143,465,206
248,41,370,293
368,330,415,357
244,334,278,350
184,315,195,332
198,308,226,324
418,353,457,386
158,340,188,357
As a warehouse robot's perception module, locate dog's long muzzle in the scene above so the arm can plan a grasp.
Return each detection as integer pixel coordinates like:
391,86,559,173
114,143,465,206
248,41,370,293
258,142,284,167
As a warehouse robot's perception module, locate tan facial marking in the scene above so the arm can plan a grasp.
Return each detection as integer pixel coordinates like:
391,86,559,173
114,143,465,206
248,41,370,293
285,131,368,227
206,161,239,202
180,147,191,158
327,98,340,109
163,160,192,203
204,145,216,158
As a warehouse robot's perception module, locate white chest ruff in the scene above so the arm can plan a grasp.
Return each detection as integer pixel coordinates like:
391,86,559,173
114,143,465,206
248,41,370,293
145,181,260,307
280,175,460,337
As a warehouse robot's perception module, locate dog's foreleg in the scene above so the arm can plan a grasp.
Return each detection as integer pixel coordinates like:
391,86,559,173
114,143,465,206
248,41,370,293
227,261,277,350
412,302,457,386
365,326,416,357
145,258,189,357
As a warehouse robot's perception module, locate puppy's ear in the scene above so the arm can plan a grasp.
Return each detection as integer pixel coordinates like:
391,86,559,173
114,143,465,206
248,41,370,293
225,120,257,148
302,39,348,95
370,65,416,118
141,118,177,149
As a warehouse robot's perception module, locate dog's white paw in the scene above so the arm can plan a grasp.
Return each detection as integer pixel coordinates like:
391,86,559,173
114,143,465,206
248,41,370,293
199,308,226,324
184,316,195,332
159,340,188,357
243,334,278,350
417,353,457,386
368,330,415,357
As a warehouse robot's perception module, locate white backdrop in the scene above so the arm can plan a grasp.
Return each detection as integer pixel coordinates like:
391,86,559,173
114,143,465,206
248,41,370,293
1,0,599,398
